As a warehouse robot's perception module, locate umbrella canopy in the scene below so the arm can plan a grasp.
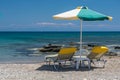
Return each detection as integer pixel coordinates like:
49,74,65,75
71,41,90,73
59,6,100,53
53,6,112,21
53,6,112,69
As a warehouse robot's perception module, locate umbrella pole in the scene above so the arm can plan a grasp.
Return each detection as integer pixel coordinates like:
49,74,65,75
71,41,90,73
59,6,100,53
80,20,82,57
76,20,83,70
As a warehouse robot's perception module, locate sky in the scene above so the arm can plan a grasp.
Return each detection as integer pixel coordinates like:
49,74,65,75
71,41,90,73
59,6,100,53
0,0,119,31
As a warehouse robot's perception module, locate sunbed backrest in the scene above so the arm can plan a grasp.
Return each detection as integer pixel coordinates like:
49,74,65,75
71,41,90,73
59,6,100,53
57,47,77,60
87,46,108,60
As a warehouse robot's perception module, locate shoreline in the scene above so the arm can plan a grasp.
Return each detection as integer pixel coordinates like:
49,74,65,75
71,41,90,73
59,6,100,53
0,31,119,62
0,56,119,80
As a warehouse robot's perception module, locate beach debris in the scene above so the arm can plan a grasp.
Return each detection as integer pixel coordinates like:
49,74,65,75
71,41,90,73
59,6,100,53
108,52,118,56
106,45,120,56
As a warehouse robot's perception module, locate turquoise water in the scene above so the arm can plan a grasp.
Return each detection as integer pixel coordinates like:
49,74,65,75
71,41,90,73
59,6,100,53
0,31,120,63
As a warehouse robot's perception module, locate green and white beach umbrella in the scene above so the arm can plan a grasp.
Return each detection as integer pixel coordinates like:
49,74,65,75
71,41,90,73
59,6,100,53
53,6,112,21
53,6,112,65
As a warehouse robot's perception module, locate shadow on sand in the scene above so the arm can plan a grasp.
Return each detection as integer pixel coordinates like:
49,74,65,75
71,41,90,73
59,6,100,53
36,64,104,72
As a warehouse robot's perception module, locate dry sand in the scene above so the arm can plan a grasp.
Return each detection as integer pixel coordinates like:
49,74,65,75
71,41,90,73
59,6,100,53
0,56,119,80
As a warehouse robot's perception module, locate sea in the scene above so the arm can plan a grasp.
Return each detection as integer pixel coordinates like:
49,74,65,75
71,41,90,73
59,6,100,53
0,31,119,63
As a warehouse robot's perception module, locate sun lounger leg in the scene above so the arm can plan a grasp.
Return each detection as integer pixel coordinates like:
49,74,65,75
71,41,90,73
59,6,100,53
53,62,61,70
103,60,106,68
76,59,80,70
88,59,91,69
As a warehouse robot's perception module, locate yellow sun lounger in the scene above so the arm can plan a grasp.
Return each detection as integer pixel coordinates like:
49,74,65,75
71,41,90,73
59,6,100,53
45,47,77,70
87,46,109,67
88,46,108,60
74,46,109,69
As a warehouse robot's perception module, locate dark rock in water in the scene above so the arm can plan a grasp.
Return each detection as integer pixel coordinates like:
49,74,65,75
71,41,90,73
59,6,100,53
39,44,62,53
51,48,60,52
114,46,120,49
87,43,98,47
88,44,94,47
40,48,60,52
40,48,53,52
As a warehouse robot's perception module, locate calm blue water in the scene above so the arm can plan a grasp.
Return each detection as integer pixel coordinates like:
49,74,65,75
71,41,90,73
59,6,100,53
0,31,119,63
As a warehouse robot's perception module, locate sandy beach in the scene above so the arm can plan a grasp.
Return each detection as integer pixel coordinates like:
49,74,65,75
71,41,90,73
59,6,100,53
0,0,119,80
0,56,119,80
